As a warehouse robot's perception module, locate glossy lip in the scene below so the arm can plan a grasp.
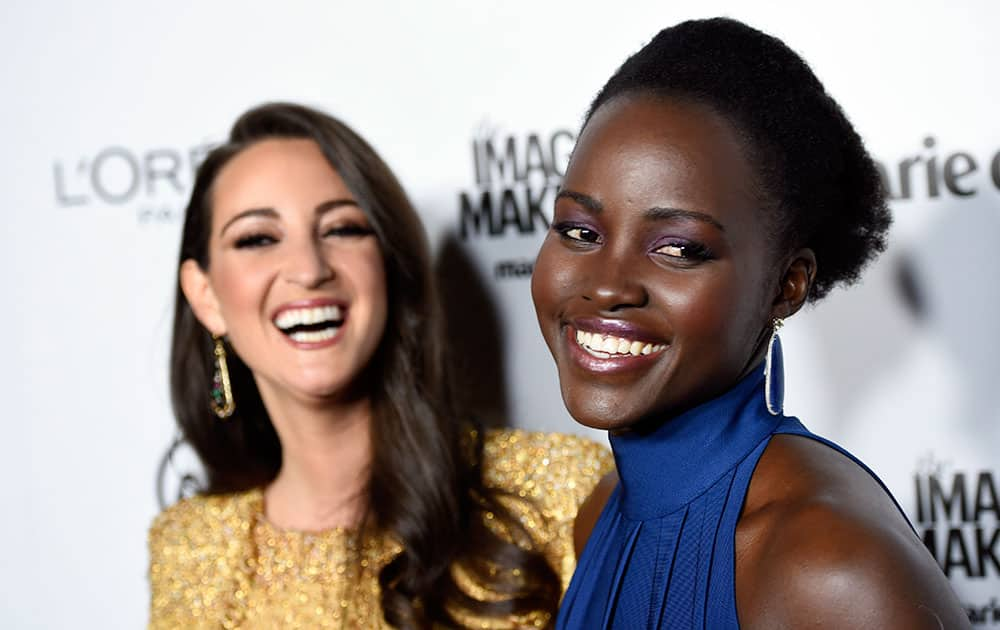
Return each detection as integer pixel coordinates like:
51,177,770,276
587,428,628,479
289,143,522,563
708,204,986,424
563,319,668,375
570,316,663,344
271,297,348,350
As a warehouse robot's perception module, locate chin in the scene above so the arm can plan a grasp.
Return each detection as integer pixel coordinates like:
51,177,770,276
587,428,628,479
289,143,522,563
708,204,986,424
561,390,642,432
288,373,355,401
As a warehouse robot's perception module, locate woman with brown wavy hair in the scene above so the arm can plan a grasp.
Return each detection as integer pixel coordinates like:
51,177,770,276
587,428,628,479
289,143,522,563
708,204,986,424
147,102,612,629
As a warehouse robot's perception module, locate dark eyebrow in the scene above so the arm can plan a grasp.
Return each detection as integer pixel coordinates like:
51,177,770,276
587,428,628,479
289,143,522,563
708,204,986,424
219,208,278,235
644,206,725,232
315,198,360,215
555,189,604,214
219,198,360,236
557,189,725,232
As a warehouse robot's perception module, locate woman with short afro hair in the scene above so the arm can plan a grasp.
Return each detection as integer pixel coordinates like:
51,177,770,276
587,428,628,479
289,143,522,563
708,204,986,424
532,17,969,629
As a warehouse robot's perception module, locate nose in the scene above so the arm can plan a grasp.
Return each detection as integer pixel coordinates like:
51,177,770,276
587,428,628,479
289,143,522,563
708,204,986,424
283,238,334,288
582,252,648,312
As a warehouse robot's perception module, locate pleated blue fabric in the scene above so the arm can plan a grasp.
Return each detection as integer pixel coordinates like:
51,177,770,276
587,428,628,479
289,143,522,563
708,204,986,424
556,367,898,629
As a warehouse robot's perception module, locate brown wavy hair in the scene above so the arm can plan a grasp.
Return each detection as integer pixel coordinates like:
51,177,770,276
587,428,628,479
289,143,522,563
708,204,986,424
170,102,560,627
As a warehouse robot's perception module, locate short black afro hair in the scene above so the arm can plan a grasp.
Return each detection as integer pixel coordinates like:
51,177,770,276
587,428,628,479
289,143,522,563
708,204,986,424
586,17,891,301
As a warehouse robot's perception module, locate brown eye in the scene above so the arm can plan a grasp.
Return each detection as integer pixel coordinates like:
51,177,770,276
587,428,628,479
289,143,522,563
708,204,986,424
234,233,277,248
652,240,713,261
557,225,601,243
656,244,685,257
322,224,375,238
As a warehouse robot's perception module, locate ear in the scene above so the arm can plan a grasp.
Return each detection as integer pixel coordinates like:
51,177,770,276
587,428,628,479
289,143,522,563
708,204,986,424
179,259,228,336
771,248,817,320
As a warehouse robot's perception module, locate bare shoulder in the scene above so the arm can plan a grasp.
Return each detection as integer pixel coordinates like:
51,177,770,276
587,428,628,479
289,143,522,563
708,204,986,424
481,428,614,521
573,469,618,557
736,435,970,630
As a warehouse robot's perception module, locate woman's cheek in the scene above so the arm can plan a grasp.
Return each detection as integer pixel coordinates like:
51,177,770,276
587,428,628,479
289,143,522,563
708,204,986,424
666,275,736,340
212,259,267,332
530,244,561,312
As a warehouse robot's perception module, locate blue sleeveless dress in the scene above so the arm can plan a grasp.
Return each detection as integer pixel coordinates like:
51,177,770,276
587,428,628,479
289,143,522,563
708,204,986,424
556,366,902,629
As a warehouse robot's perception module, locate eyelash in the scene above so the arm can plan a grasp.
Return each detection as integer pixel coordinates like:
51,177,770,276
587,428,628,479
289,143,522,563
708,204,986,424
234,234,276,249
324,224,374,238
555,221,713,263
233,224,374,249
653,241,714,261
553,221,601,244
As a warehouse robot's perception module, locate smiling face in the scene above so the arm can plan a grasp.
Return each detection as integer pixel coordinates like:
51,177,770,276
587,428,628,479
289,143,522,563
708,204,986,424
181,138,388,406
531,94,782,430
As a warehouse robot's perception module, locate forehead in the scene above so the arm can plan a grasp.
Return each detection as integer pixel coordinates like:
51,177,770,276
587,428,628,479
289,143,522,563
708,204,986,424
211,138,354,215
566,94,759,221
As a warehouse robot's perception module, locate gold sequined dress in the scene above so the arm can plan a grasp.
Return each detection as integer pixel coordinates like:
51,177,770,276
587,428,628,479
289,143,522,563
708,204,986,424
148,430,613,629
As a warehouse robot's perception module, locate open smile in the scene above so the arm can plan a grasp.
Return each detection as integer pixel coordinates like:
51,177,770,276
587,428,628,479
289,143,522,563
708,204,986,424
272,300,346,348
565,324,667,374
575,329,666,358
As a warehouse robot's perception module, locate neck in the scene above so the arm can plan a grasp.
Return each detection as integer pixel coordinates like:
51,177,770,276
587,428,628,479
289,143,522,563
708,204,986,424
258,382,374,532
610,368,780,519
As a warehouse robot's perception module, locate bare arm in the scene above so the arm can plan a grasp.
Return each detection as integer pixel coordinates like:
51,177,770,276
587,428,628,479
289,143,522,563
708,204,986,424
738,435,970,629
573,471,618,558
740,504,970,630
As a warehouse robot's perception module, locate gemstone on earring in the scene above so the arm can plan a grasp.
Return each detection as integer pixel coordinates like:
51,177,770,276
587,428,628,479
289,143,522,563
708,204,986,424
210,335,236,419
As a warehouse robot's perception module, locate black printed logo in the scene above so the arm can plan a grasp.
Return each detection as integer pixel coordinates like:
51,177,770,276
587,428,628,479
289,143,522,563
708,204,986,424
458,125,574,240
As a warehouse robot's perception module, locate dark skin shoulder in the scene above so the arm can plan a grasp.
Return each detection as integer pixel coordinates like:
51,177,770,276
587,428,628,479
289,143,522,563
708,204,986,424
574,471,619,557
736,434,971,629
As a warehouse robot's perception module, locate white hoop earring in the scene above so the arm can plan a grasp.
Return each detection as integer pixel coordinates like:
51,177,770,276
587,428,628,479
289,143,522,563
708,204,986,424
764,318,784,416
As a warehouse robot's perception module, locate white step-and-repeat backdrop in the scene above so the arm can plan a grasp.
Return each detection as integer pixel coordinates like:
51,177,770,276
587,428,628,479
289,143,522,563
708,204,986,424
2,0,997,627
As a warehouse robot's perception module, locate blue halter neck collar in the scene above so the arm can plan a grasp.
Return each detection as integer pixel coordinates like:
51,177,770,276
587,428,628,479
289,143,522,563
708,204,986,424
609,365,783,520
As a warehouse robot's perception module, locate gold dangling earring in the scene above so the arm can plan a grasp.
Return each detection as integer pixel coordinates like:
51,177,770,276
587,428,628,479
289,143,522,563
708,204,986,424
210,335,235,419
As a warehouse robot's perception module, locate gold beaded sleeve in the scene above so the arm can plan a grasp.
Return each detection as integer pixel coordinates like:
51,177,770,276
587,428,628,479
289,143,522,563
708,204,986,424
148,492,259,629
444,429,615,628
478,429,614,591
147,431,614,629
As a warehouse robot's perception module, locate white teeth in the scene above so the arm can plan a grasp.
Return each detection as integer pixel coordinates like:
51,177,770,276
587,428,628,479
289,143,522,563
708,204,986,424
289,327,338,343
275,305,343,330
574,328,665,357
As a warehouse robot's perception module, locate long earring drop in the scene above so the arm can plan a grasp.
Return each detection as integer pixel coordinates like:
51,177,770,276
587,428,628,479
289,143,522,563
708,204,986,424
764,317,784,416
210,335,236,419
